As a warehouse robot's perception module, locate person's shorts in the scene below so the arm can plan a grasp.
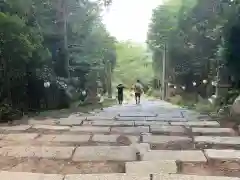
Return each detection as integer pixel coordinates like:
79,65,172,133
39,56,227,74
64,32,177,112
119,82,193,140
135,93,141,98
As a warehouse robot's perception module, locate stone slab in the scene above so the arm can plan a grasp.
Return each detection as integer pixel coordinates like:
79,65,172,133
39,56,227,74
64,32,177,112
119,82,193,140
70,126,110,133
0,125,31,131
126,160,177,174
192,128,234,136
68,114,88,119
204,149,240,160
38,135,90,143
65,174,149,180
86,116,116,120
0,171,63,180
90,121,134,126
28,119,59,125
0,146,75,159
1,133,39,141
150,125,186,134
72,146,136,161
143,150,207,162
92,134,139,143
194,136,240,145
135,121,169,126
116,117,146,121
146,116,186,121
153,174,240,180
130,143,150,154
143,135,192,144
119,112,157,117
171,121,220,127
58,119,83,126
111,126,149,134
157,114,182,118
32,125,70,130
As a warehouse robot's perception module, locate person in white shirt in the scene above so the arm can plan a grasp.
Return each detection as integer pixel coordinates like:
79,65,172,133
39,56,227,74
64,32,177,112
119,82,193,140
133,80,143,104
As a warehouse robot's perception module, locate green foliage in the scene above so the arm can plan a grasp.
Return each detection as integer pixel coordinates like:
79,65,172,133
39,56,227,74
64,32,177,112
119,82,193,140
113,42,153,87
147,0,240,94
0,0,116,120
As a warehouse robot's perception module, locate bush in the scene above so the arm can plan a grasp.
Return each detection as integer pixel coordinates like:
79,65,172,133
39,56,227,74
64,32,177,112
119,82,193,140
0,103,23,122
147,89,161,98
226,90,239,104
168,95,183,105
195,102,215,113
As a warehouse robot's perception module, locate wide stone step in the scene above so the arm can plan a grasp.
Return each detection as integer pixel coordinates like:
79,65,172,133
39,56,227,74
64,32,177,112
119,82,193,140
92,134,139,144
66,173,240,180
28,119,59,125
1,171,239,180
143,135,191,144
0,146,75,159
194,136,240,148
66,174,149,180
145,117,187,122
118,112,157,117
135,121,169,126
142,150,207,162
125,160,177,174
1,133,39,141
0,125,32,132
29,118,84,126
72,146,137,161
37,134,91,143
150,125,187,135
70,126,110,133
192,128,235,136
58,119,84,126
0,171,63,180
32,125,71,131
142,135,192,149
111,126,149,134
153,174,240,180
204,149,240,160
170,121,220,127
116,117,146,121
84,120,134,126
86,116,116,120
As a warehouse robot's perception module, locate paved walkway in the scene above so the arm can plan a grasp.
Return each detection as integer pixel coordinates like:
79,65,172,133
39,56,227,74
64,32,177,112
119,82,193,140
0,100,240,179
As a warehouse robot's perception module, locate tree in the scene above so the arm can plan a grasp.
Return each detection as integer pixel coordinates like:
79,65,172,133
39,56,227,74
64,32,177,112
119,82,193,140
114,41,153,87
0,12,49,107
0,0,117,118
147,0,236,94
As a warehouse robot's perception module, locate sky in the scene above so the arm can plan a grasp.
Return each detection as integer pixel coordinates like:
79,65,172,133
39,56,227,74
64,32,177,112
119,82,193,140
102,0,164,43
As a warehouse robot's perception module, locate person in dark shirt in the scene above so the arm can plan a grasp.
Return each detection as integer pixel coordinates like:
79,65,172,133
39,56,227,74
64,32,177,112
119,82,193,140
116,84,125,104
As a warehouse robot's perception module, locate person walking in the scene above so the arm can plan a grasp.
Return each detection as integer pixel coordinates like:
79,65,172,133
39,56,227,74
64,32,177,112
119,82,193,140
116,84,125,105
133,80,143,104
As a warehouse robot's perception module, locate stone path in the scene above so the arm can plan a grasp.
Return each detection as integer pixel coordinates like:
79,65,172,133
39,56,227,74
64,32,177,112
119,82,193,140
0,100,240,179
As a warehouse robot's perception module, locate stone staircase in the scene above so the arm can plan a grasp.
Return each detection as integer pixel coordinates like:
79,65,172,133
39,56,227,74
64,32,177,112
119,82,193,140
0,101,239,179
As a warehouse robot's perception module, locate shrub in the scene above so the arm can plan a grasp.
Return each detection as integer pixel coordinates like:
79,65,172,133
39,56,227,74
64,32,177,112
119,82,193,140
0,103,23,121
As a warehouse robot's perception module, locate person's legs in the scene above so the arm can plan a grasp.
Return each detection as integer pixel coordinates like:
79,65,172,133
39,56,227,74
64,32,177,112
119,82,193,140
138,93,141,104
120,94,123,105
118,93,123,105
135,93,140,104
117,94,121,104
135,93,138,104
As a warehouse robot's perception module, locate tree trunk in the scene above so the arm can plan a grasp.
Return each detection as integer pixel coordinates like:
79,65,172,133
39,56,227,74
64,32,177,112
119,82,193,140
106,61,112,98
